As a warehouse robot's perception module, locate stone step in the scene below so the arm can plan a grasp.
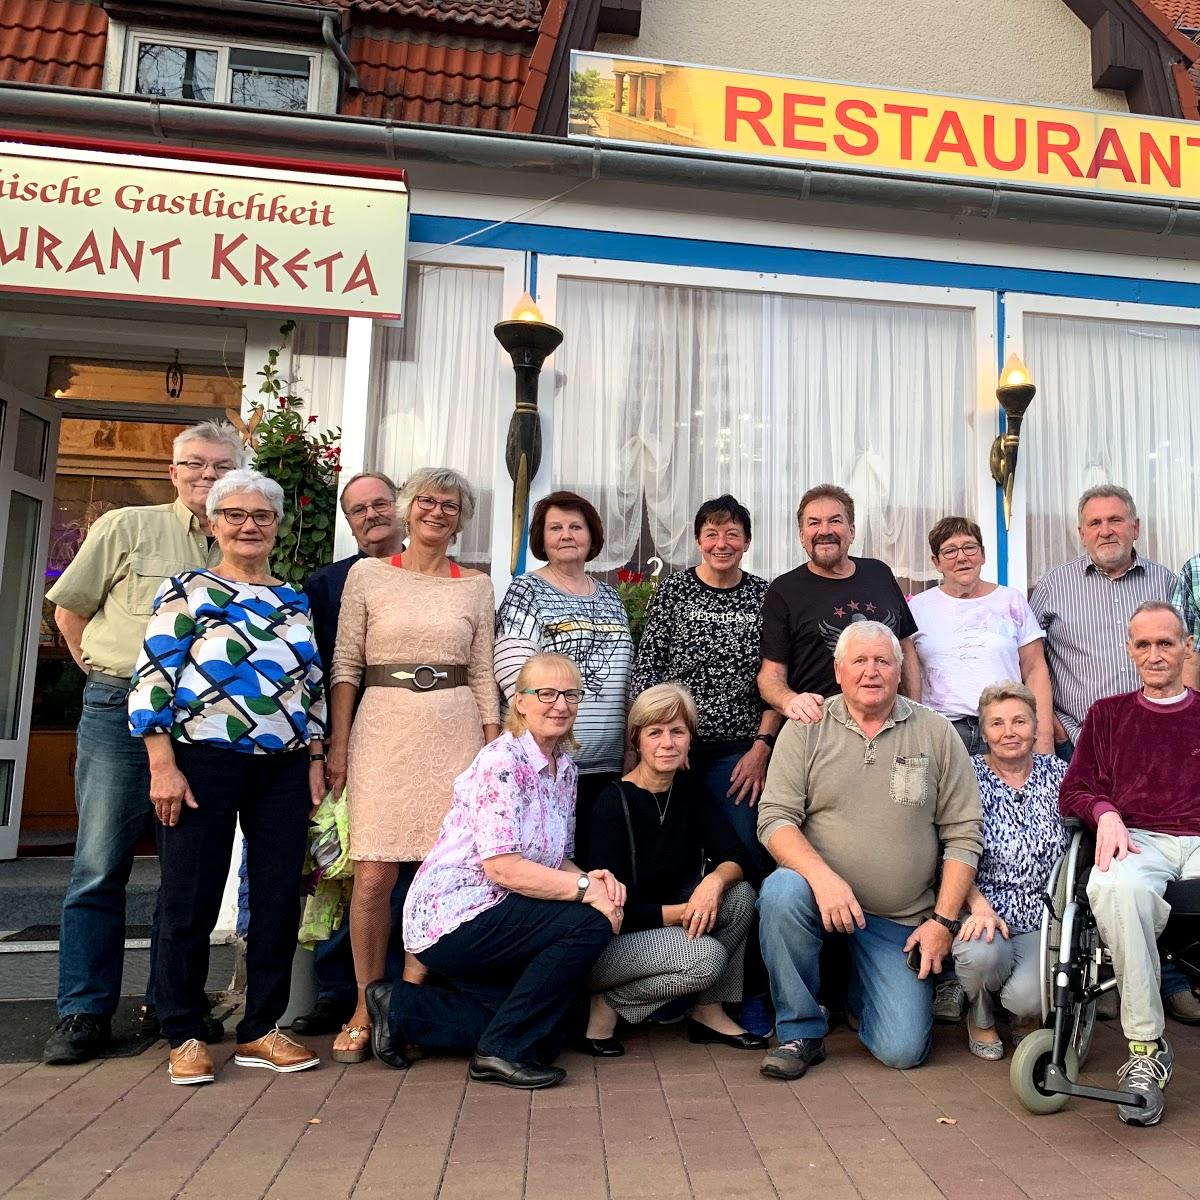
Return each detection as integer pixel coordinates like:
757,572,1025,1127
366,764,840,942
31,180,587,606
0,857,160,929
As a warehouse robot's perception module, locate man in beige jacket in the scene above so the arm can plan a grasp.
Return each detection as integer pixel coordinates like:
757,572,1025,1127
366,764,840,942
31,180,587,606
756,620,982,1080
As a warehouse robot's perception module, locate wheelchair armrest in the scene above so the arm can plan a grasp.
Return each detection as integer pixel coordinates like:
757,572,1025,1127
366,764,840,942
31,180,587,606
1063,818,1084,831
1164,877,1200,917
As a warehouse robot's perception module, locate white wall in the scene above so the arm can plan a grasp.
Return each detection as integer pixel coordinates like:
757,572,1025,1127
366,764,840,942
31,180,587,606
598,0,1129,112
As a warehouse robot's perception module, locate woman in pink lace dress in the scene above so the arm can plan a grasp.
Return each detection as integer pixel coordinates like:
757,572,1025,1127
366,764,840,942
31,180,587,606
326,467,500,1062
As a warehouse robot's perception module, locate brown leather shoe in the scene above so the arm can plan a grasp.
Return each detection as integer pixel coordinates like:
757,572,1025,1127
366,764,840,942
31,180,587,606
234,1028,319,1073
168,1038,215,1085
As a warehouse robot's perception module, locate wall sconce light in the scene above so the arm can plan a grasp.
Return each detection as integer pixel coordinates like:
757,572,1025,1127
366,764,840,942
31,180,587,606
989,352,1036,531
494,292,564,573
166,353,184,400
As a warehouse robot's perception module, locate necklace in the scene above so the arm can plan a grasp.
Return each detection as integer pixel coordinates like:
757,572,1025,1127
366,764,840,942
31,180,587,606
652,781,674,826
542,565,595,596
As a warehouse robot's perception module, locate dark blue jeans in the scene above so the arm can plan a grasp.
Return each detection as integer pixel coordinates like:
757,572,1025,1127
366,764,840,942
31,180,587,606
58,681,156,1018
391,893,612,1063
156,742,310,1047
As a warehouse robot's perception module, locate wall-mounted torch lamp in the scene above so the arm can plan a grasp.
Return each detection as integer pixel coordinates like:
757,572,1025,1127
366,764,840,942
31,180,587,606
989,353,1036,531
494,293,564,574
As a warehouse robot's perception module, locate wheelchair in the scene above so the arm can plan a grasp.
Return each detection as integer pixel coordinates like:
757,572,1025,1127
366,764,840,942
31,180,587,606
1009,821,1200,1115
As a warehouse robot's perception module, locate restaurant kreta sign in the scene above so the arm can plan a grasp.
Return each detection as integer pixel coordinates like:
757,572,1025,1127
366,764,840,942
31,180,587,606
569,51,1200,203
0,142,408,318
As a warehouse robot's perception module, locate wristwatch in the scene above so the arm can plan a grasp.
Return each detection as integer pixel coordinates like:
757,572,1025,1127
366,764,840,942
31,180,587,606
574,875,591,902
309,753,328,763
930,912,962,937
754,733,777,750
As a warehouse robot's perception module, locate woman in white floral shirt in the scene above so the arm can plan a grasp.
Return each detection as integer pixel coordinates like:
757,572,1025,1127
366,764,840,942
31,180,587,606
361,653,626,1090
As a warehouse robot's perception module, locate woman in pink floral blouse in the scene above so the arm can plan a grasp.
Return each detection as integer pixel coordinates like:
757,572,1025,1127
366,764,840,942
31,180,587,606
361,653,626,1090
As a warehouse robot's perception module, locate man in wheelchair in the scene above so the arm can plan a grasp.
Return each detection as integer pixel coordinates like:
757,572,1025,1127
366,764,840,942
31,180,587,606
1058,601,1200,1127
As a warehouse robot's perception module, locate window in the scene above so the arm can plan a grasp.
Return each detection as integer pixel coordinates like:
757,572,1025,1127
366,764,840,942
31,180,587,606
121,31,326,113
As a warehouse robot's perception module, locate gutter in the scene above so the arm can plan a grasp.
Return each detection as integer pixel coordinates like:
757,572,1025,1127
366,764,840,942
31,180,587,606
0,83,1198,238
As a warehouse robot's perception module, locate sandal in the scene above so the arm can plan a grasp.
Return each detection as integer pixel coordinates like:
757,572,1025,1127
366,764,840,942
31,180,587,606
332,1024,371,1064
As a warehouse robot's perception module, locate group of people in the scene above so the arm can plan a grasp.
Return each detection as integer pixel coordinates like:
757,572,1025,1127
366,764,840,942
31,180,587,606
40,420,1199,1130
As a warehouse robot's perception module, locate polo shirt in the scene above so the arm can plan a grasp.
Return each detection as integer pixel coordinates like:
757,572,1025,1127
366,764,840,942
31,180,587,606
1029,551,1176,742
46,498,218,677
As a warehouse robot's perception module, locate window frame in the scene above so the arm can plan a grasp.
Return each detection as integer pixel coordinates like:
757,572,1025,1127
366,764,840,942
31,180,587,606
108,22,336,114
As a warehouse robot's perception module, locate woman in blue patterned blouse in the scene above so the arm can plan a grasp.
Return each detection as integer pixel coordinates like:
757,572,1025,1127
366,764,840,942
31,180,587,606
952,681,1068,1061
129,469,328,1087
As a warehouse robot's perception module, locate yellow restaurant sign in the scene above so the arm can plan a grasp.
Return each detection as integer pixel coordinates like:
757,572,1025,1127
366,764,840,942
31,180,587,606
0,142,408,318
569,51,1200,203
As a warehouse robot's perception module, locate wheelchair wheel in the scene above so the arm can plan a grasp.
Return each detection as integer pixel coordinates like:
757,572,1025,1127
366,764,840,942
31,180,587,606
1010,1028,1078,1115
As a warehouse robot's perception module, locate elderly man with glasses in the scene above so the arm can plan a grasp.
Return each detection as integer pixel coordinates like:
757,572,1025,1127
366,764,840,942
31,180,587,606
43,421,243,1065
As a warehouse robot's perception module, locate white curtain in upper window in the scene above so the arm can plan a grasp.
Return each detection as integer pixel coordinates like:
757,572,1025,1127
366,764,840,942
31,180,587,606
374,264,504,566
1023,313,1200,586
286,320,346,430
551,276,977,585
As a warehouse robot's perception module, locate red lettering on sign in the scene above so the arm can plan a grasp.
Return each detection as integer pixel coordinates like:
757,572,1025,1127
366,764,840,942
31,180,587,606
343,254,378,296
36,226,62,270
109,230,144,280
725,87,775,146
1140,132,1181,188
211,233,249,286
882,104,928,160
781,93,826,152
1086,128,1135,182
833,99,879,156
150,238,181,279
313,251,344,292
924,109,978,166
65,231,105,275
281,248,309,289
982,115,1027,171
1037,121,1083,177
254,244,280,288
0,226,27,265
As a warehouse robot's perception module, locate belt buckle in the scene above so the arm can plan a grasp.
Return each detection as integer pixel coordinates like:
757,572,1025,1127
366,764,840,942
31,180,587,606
395,664,446,690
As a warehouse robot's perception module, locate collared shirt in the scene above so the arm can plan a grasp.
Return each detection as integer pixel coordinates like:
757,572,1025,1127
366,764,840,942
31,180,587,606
757,694,982,925
971,753,1068,933
1171,554,1200,642
404,730,579,952
1029,551,1176,741
46,498,218,677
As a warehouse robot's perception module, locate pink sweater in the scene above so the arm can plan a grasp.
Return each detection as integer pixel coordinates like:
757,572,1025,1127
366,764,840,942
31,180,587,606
1059,689,1200,836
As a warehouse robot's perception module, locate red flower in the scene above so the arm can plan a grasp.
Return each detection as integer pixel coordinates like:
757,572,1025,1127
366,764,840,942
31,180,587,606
299,495,312,507
307,414,318,424
616,568,644,584
285,434,297,443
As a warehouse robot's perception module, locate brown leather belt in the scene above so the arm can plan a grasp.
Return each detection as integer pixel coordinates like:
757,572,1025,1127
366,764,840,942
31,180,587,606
364,663,468,692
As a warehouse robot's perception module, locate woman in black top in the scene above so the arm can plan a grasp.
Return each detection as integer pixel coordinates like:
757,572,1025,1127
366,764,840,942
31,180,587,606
580,683,765,1056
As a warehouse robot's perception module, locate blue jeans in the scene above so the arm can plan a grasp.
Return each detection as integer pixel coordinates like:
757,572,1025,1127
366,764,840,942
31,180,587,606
690,740,773,884
58,682,155,1017
758,868,933,1068
951,717,982,756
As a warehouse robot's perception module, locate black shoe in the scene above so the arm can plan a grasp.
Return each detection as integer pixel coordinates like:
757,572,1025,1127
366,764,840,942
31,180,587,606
760,1037,827,1080
686,1019,768,1050
139,1004,223,1044
43,1014,111,1065
291,996,352,1037
579,1036,625,1057
468,1053,565,1090
364,980,410,1070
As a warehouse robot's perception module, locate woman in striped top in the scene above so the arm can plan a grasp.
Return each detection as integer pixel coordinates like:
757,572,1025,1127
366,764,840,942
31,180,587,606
495,492,634,845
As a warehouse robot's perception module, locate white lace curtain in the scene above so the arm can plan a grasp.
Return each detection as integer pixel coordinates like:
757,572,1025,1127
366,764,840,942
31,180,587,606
551,276,977,585
287,263,504,566
1023,313,1200,586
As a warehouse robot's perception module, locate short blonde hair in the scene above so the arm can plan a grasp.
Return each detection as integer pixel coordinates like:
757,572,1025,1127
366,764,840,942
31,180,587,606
978,681,1037,727
397,467,477,541
627,683,698,752
505,653,584,751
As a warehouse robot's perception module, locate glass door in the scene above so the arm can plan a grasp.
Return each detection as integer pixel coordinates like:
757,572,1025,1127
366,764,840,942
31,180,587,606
0,381,60,859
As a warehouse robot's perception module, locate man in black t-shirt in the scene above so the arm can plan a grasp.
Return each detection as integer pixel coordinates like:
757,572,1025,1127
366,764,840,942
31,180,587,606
758,484,919,721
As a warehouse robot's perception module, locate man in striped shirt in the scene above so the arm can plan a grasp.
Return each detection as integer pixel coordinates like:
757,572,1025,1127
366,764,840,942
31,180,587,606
1031,485,1199,1025
1030,485,1176,760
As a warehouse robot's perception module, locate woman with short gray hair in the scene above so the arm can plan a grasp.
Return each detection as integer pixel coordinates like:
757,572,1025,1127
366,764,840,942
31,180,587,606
326,465,499,1063
952,681,1067,1061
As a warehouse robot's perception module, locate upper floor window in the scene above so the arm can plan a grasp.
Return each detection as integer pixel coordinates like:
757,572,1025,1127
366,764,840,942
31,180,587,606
116,30,331,113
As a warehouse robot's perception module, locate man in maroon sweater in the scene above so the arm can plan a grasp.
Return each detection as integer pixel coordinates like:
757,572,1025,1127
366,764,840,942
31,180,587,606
1059,601,1200,1127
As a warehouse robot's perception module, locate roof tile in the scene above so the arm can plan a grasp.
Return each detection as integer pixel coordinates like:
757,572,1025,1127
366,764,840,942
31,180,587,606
1153,0,1200,30
0,0,106,91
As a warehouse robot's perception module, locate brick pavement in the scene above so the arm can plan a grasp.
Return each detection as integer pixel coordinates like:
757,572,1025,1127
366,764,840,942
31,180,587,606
0,1018,1196,1199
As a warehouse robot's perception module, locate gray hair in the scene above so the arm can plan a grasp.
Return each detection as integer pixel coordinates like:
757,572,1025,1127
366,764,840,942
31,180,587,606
1127,600,1188,641
205,468,285,522
1077,484,1137,523
339,471,399,513
832,620,902,666
978,681,1037,726
397,467,477,538
173,420,245,466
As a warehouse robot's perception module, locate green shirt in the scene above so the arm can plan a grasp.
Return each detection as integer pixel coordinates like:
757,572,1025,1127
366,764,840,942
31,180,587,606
757,694,983,925
47,498,218,677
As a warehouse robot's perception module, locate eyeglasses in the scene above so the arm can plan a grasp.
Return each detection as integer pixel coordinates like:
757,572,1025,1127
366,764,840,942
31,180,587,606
346,499,395,521
217,508,279,527
518,687,585,705
175,458,238,475
414,495,462,517
938,542,982,559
